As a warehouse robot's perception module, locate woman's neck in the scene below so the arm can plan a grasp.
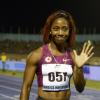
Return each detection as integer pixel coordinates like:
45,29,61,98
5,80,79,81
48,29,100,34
49,41,67,54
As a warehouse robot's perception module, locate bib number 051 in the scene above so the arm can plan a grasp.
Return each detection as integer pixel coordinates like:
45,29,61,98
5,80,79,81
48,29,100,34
48,72,67,82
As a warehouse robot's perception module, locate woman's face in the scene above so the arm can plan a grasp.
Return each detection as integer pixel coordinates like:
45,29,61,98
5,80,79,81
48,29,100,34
50,17,70,45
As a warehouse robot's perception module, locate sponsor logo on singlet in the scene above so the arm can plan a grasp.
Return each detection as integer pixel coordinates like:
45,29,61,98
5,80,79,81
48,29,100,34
45,56,52,63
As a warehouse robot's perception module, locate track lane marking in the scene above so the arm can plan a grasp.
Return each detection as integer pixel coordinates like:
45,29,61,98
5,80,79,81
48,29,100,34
0,85,37,97
0,93,18,100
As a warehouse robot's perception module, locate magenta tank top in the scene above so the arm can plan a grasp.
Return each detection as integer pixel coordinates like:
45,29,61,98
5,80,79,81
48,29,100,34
36,44,74,87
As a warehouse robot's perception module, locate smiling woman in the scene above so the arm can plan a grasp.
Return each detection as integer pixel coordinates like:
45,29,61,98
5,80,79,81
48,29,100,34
50,17,70,44
20,10,94,100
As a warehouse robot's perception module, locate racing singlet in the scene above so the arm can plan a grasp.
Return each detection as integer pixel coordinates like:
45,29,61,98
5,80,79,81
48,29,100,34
36,44,74,91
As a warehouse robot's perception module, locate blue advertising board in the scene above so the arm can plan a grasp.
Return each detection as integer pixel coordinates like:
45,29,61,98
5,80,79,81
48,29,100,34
0,60,100,81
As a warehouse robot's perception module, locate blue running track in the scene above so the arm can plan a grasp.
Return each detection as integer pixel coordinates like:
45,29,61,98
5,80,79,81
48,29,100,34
0,75,100,100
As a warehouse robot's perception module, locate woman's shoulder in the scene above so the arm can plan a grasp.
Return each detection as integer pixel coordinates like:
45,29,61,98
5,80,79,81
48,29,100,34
27,44,48,62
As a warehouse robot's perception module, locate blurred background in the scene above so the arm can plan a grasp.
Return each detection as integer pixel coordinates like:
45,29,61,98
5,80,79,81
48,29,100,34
0,0,100,85
0,1,100,100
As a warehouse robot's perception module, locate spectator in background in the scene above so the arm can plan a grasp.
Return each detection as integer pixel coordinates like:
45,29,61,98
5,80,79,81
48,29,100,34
1,52,7,71
20,10,94,100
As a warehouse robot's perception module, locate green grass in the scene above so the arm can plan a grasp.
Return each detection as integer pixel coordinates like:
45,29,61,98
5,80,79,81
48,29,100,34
5,53,27,60
0,70,24,78
85,80,100,91
71,79,100,91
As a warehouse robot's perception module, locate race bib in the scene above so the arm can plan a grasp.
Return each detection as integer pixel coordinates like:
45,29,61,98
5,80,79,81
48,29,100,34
42,64,73,91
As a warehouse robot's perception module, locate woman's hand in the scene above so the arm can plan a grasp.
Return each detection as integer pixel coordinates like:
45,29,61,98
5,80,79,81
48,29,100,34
73,40,94,68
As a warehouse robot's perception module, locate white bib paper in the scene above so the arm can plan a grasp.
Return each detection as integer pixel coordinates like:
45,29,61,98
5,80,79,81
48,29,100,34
42,64,73,91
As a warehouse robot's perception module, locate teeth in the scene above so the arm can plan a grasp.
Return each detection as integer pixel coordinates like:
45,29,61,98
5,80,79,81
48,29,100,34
56,36,63,38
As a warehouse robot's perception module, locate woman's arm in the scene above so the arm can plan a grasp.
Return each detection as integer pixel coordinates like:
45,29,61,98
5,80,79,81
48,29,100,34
20,47,42,100
73,66,86,92
72,40,94,92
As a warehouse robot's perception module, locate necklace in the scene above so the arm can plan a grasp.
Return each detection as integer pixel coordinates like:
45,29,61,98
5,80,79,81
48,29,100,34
52,55,59,63
49,43,68,64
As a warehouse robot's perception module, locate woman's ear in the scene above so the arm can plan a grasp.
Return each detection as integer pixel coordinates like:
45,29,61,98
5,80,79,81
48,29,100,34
49,32,52,40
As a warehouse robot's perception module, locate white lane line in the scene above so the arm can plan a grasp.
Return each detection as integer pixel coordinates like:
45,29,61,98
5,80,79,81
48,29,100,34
0,79,24,86
0,79,37,90
0,75,37,85
0,77,23,84
0,76,22,82
0,85,37,97
0,85,20,92
13,94,20,98
0,93,18,100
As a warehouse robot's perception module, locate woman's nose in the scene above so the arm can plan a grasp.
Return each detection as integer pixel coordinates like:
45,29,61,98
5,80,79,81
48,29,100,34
59,29,63,35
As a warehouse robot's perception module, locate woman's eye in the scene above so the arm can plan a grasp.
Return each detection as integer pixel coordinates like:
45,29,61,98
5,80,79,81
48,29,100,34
62,27,69,31
52,27,59,31
52,26,69,31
